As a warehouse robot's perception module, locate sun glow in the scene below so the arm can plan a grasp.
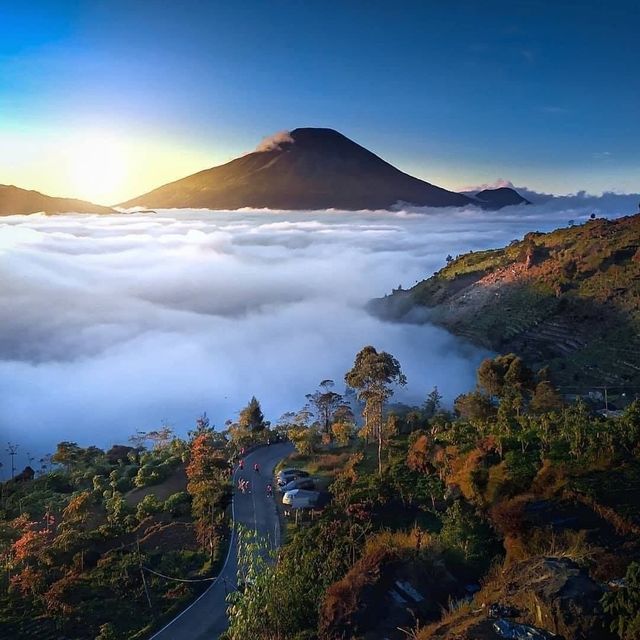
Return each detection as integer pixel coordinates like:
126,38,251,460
64,133,129,206
0,123,220,206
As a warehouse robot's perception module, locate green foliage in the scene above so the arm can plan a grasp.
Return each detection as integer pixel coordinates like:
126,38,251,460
386,215,640,388
135,494,162,520
306,380,345,433
289,426,321,455
423,385,443,418
603,562,640,639
439,501,500,572
331,421,355,447
503,450,541,493
164,491,191,517
227,525,354,640
388,459,444,510
345,345,406,475
454,390,495,424
238,396,266,432
132,453,180,488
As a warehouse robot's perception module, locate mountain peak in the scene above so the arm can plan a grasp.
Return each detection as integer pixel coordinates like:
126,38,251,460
120,128,474,211
474,186,530,208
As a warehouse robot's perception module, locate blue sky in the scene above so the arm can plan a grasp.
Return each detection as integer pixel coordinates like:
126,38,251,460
1,0,639,202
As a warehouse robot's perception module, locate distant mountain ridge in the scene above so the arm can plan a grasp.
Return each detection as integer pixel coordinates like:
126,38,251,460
473,186,530,208
372,214,640,388
0,184,115,216
120,128,528,211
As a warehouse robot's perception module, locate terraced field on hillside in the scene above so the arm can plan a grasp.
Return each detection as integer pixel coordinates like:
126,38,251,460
374,214,640,388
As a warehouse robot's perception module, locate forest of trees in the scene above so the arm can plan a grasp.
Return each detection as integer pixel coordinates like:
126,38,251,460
2,349,640,639
223,349,640,640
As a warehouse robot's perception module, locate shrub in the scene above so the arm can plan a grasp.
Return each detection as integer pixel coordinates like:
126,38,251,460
164,491,191,517
136,494,162,520
603,562,640,639
439,501,500,572
504,450,540,494
133,462,170,488
331,422,354,447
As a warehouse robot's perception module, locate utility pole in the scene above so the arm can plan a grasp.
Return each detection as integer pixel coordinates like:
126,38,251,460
604,387,609,412
6,443,18,479
137,538,153,612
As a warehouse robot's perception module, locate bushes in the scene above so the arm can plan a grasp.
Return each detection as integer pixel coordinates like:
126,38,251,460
331,422,354,447
603,562,640,639
439,501,501,573
164,491,191,517
135,494,162,520
133,457,178,488
289,427,321,455
504,450,541,494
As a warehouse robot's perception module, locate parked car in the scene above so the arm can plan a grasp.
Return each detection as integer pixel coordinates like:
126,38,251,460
282,489,321,509
276,468,310,486
279,476,315,493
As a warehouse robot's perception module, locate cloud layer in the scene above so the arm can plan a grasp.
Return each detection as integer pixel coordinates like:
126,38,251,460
1,196,637,471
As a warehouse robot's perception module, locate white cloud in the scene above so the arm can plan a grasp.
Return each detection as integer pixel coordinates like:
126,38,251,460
0,199,637,471
255,130,294,152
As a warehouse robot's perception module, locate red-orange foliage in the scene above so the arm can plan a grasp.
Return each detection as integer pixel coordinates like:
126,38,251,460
12,526,51,563
407,434,433,473
61,491,93,528
490,496,528,537
43,574,83,616
186,432,228,559
10,565,45,597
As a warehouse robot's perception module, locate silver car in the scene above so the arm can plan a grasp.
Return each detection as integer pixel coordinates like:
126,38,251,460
278,476,315,493
276,468,310,486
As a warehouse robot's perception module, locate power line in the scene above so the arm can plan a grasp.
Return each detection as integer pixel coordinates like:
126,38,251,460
141,565,220,583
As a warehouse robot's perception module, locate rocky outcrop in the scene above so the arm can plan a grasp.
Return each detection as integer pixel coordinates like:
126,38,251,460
504,557,614,639
319,547,461,639
418,556,615,640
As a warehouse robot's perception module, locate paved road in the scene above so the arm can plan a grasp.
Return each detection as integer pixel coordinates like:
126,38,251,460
149,442,293,640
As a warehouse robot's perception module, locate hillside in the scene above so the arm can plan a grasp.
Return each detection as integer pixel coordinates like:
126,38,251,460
121,128,483,211
0,184,115,215
373,214,640,389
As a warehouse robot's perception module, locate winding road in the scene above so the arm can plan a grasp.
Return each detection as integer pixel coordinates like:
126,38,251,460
149,442,293,640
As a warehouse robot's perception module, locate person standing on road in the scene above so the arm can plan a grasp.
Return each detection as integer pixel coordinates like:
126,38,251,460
254,462,260,473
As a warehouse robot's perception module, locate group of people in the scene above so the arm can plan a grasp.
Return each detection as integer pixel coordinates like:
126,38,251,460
237,458,260,474
236,450,269,496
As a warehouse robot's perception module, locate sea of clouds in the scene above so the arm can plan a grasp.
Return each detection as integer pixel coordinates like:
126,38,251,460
0,191,638,472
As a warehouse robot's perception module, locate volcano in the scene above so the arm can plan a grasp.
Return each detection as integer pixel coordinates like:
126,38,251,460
120,128,476,211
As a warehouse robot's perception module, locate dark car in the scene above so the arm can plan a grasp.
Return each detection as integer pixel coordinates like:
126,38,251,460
278,476,315,493
276,468,310,486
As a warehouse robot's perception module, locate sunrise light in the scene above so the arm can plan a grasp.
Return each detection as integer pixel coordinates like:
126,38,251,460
65,133,129,205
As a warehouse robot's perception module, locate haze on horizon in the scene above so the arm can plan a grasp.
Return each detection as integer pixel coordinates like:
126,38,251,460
2,194,639,475
1,1,639,205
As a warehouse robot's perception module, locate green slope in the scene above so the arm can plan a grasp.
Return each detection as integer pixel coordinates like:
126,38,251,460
374,214,640,389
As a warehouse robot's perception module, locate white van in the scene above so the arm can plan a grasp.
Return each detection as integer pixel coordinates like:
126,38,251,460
282,489,321,509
